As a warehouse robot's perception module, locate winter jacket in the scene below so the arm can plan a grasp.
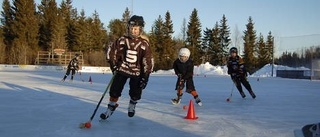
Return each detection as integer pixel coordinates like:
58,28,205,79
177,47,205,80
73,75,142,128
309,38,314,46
107,35,154,78
173,58,194,80
227,55,246,77
68,58,79,70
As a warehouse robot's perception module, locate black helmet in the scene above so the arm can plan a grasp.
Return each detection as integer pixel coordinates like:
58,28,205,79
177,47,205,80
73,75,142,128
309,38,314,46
229,47,238,54
75,53,80,57
128,15,145,27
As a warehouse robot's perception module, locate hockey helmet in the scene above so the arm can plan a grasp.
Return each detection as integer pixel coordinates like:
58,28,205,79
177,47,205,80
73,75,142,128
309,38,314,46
128,15,145,27
229,47,238,54
178,48,190,63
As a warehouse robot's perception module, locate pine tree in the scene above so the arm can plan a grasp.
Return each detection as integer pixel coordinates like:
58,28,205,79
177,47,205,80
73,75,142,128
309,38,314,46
203,22,220,65
87,10,107,51
218,14,231,65
11,0,39,64
38,0,62,51
162,11,175,69
257,33,268,68
74,9,87,52
61,0,78,51
1,0,15,64
0,27,5,63
186,8,202,65
150,15,165,70
108,19,126,41
265,31,274,64
242,16,258,74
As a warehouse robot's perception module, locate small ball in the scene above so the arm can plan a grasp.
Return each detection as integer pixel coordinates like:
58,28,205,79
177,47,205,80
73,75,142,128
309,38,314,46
85,122,91,128
183,105,188,110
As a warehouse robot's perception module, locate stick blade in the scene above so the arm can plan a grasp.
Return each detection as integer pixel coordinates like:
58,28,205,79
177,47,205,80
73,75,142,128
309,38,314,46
79,123,86,128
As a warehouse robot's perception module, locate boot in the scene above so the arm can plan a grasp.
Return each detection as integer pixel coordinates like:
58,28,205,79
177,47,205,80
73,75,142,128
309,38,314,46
194,95,202,106
171,93,182,105
171,97,181,105
100,103,118,120
61,75,67,82
128,99,137,117
240,91,246,98
249,91,256,99
70,75,74,81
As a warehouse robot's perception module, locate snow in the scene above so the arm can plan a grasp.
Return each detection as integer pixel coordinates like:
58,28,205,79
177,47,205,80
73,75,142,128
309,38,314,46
0,64,319,137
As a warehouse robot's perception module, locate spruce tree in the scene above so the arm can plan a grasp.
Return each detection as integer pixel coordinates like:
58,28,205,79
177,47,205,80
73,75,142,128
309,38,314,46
186,8,202,65
265,31,274,64
218,14,231,65
1,0,15,63
162,11,175,69
242,16,257,74
257,33,267,68
11,0,39,64
150,15,165,70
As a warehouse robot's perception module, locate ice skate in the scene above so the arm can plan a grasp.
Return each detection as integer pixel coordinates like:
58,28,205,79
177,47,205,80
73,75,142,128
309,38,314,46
249,91,256,99
194,96,202,106
128,100,137,117
100,103,118,120
171,97,181,105
240,91,246,98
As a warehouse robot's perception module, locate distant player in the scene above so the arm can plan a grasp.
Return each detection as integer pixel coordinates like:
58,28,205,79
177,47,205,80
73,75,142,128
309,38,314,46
171,48,202,106
227,47,256,99
62,53,80,82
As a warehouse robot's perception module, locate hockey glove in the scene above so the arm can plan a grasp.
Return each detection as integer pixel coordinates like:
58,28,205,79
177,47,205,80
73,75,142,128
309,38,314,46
177,79,185,90
231,73,237,79
110,65,118,74
139,74,149,89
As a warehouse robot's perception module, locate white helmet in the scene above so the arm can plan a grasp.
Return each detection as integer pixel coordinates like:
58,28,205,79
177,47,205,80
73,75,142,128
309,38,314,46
178,48,190,62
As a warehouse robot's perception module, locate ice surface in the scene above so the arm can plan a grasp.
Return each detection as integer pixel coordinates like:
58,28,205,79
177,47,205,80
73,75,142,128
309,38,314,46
0,64,319,137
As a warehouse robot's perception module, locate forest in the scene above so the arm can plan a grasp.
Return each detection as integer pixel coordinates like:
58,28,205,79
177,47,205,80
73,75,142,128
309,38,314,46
1,0,319,73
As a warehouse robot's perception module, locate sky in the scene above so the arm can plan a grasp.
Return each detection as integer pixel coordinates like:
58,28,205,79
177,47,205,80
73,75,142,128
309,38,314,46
0,64,319,137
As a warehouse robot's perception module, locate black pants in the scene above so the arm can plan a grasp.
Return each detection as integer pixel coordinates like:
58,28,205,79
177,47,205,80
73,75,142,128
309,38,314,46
232,76,253,93
63,69,76,80
65,68,76,76
109,73,142,101
175,77,196,93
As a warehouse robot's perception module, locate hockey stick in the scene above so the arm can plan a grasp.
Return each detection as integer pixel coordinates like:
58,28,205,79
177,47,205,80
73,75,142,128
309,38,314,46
78,70,85,82
226,80,235,102
79,73,116,128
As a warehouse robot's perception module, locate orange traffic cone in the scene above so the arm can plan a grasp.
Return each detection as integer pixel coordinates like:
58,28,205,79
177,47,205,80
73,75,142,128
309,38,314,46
185,100,198,120
88,76,92,84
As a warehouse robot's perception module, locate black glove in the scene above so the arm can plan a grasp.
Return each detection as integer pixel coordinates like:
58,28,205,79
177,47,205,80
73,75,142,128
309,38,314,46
110,65,118,74
231,73,237,79
139,74,149,89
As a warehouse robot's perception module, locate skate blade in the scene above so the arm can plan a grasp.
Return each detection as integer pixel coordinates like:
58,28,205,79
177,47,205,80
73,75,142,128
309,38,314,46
171,99,180,105
197,102,203,106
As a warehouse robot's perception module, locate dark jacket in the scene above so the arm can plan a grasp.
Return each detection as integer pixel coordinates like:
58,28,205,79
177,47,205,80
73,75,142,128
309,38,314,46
173,58,194,80
227,55,246,77
68,58,79,70
107,35,154,78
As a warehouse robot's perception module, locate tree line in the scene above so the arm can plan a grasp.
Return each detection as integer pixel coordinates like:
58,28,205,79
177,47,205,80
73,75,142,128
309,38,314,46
1,0,319,73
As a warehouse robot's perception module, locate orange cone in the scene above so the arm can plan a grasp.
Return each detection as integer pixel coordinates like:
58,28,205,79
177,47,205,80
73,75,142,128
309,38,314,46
88,76,92,84
185,100,198,120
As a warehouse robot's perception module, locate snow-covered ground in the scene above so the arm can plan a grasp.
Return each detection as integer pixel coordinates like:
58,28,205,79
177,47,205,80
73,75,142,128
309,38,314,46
0,64,319,137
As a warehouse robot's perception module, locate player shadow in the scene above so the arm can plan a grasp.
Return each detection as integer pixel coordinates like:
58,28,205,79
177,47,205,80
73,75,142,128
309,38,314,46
0,79,203,137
